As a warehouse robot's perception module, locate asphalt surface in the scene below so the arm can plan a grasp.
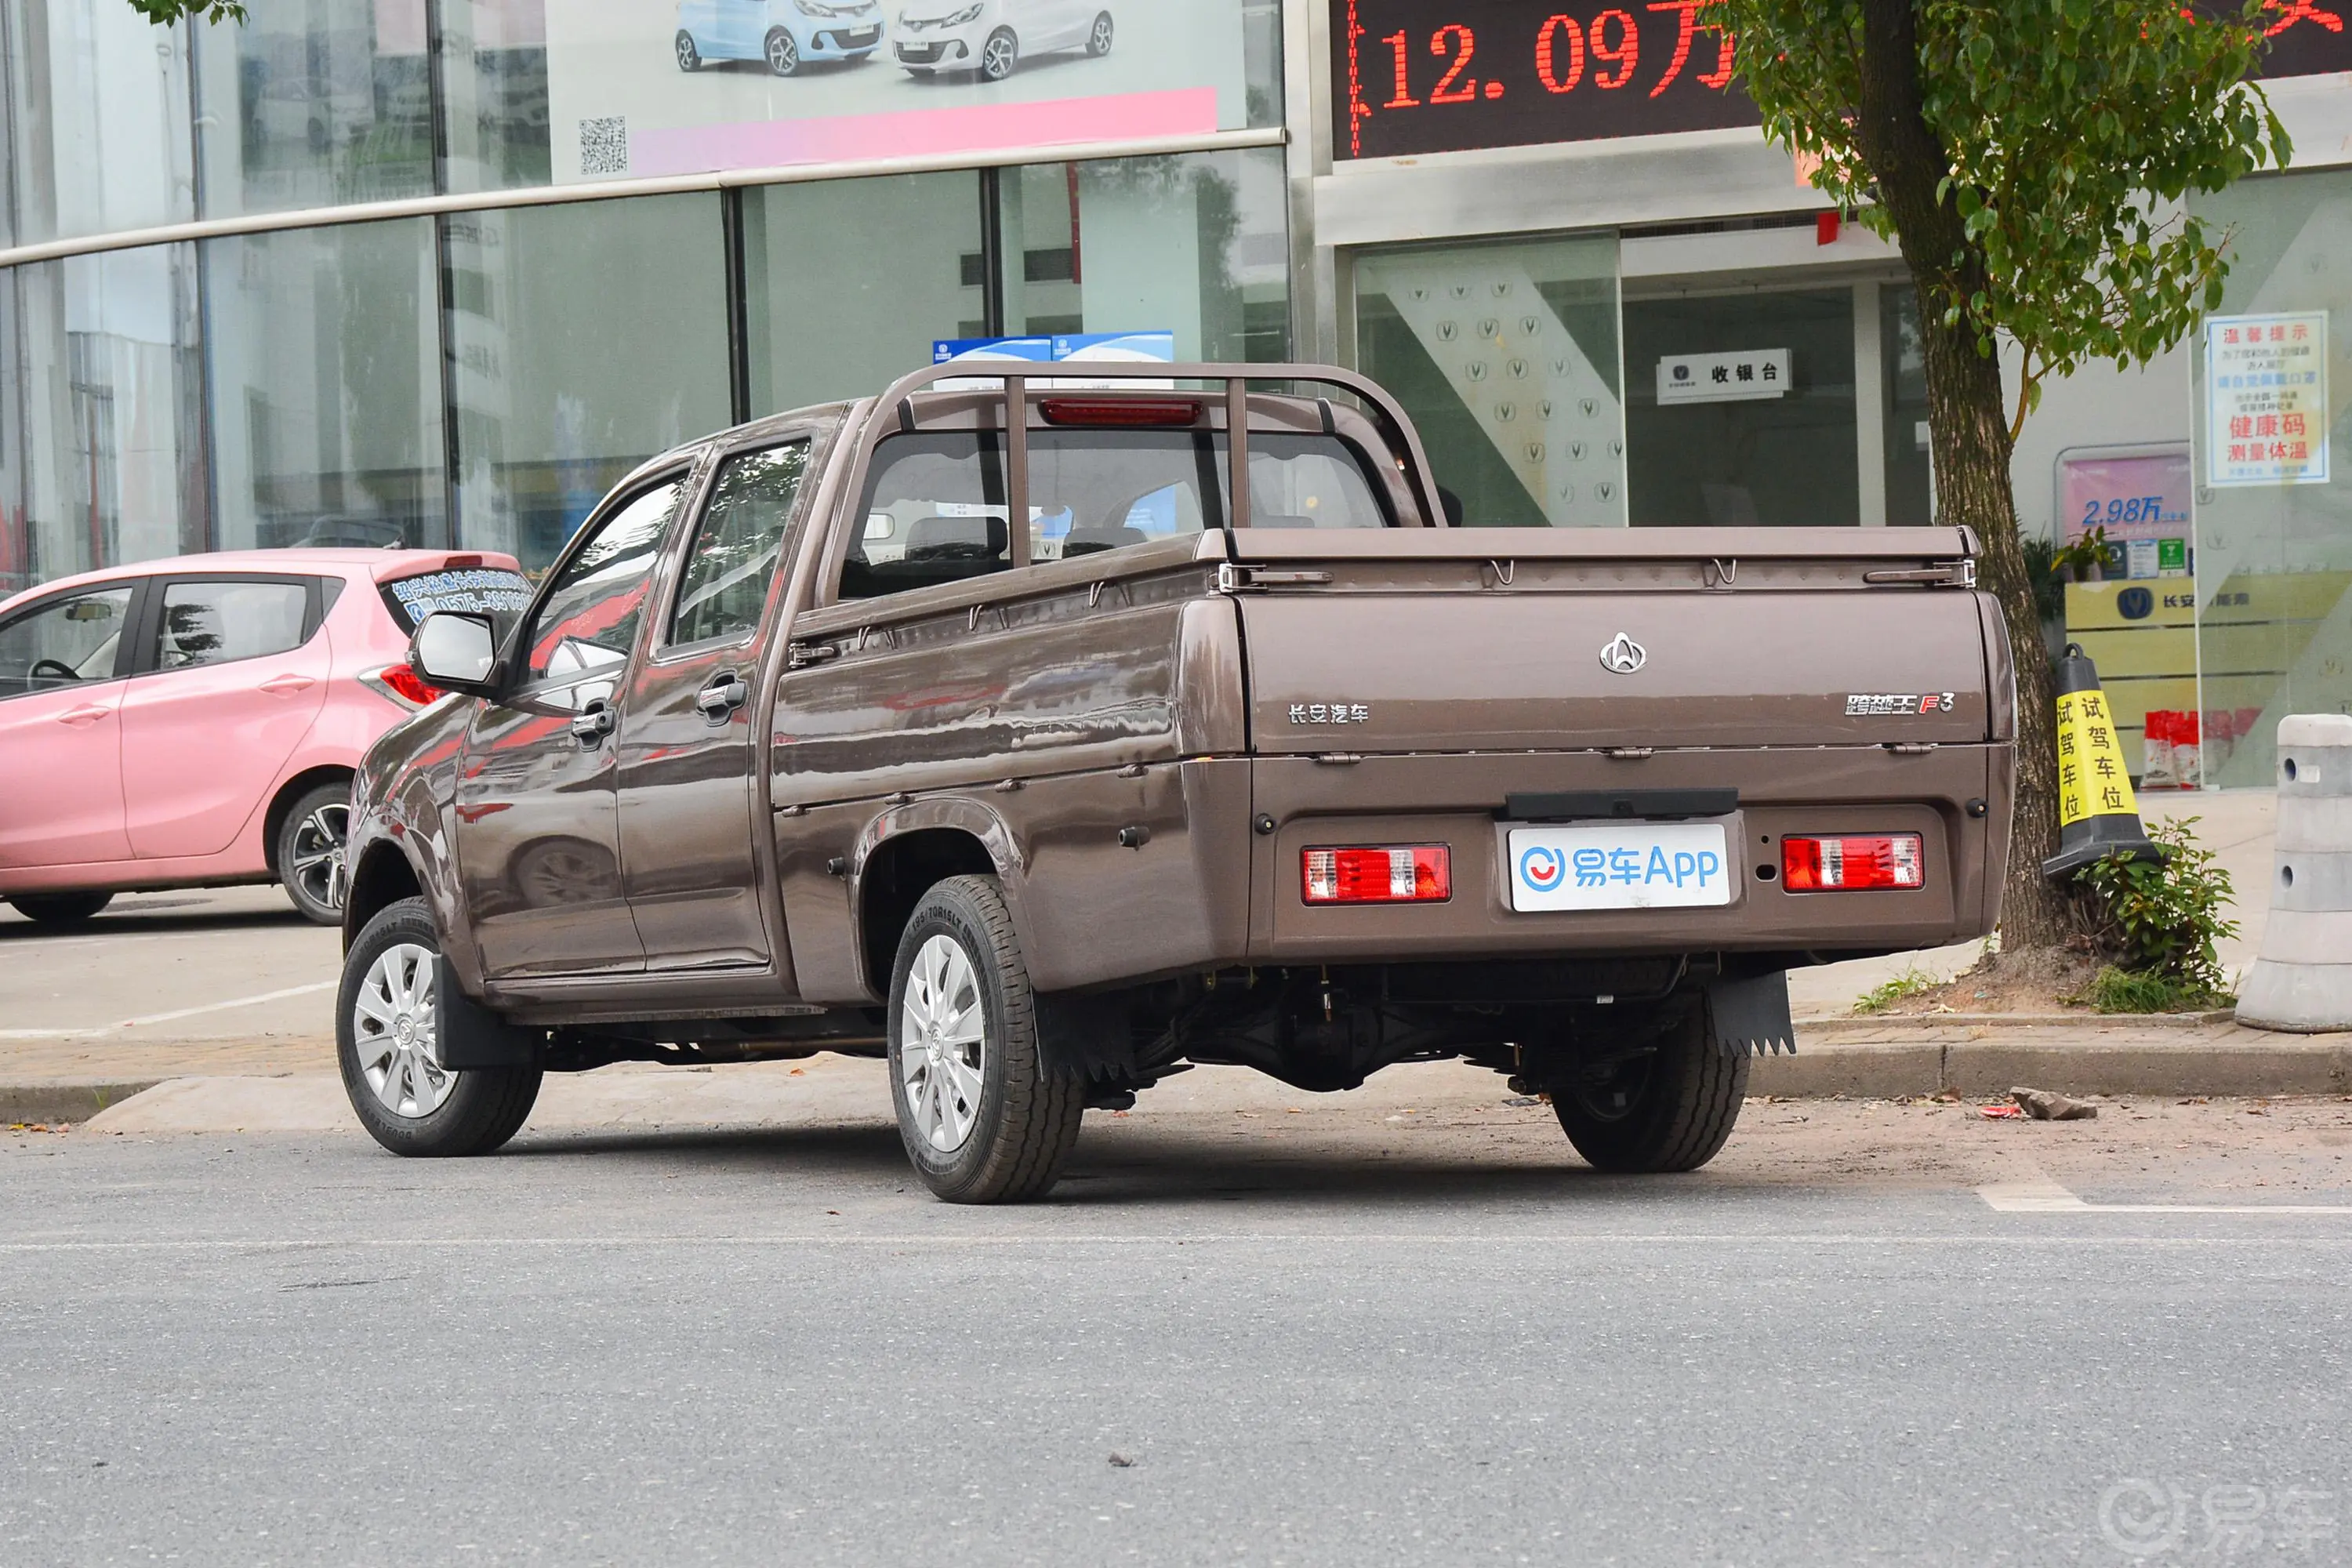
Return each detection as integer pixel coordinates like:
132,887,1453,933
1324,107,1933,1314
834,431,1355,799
8,1086,2352,1567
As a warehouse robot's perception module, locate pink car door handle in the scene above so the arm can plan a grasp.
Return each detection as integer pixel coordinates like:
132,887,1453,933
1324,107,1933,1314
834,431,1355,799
260,674,318,697
55,705,111,727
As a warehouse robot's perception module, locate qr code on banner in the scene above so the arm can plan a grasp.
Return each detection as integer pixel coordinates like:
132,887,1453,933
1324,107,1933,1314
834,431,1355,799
579,117,629,177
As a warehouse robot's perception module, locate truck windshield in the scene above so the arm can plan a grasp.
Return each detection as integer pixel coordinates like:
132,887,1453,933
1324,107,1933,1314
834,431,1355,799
844,428,1389,599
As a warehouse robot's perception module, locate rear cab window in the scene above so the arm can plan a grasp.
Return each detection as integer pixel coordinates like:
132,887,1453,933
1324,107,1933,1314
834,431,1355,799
840,426,1391,602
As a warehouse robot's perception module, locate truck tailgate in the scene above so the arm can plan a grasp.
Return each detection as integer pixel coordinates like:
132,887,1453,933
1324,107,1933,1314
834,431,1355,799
1231,527,1998,754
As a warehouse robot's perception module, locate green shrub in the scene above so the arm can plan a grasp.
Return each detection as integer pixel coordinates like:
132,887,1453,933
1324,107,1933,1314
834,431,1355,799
2071,817,2238,1009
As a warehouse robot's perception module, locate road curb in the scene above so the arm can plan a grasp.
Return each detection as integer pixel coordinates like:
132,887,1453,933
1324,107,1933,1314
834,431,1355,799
3,1081,163,1126
1755,1033,2352,1100
1797,1010,2238,1030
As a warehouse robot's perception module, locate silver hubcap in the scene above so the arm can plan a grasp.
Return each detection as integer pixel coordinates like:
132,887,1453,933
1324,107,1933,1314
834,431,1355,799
289,803,349,913
770,35,796,70
982,34,1014,75
898,933,986,1153
353,942,455,1119
1091,16,1110,49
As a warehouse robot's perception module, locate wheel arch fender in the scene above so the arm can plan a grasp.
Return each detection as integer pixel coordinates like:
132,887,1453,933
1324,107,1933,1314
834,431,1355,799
851,798,1031,999
261,764,357,879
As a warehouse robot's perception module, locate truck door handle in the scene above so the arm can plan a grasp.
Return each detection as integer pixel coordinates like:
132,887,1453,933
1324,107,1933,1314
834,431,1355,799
570,702,616,750
695,674,750,721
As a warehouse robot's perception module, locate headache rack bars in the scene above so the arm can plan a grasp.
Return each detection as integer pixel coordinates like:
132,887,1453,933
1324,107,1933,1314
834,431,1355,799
872,360,1447,562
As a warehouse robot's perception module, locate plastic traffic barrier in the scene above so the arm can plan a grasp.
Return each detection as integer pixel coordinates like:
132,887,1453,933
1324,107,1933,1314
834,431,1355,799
2042,644,2163,879
2237,713,2352,1034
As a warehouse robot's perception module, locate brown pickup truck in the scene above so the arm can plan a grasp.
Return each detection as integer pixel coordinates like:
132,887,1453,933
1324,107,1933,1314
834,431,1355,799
336,361,2014,1202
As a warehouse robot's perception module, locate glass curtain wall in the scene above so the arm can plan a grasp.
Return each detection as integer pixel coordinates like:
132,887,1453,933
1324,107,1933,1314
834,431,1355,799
998,147,1289,365
203,217,445,552
439,0,551,194
1,0,195,245
2188,168,2352,786
447,192,730,571
742,171,984,417
190,0,434,216
1356,234,1625,528
5,245,209,585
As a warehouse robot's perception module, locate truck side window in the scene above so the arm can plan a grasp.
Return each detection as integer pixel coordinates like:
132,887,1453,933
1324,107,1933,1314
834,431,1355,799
841,431,1014,601
1028,430,1392,558
524,477,686,686
670,441,811,647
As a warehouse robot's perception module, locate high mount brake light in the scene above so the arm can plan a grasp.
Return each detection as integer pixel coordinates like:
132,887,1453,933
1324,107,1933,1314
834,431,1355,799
368,663,441,708
1302,845,1451,905
1780,833,1926,891
1037,397,1200,427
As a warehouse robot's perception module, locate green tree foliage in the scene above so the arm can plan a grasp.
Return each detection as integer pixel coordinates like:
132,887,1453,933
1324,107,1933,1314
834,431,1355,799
125,0,244,24
1711,0,2290,948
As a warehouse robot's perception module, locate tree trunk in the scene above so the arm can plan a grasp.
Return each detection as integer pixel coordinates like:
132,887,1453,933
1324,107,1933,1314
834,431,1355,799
1911,294,2071,949
1851,0,2074,951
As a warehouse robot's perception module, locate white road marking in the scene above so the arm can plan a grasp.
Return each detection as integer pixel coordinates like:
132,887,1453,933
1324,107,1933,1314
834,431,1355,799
1979,1174,2352,1216
0,981,336,1040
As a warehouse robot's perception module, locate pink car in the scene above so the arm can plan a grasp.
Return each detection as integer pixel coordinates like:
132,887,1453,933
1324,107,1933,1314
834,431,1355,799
0,549,530,930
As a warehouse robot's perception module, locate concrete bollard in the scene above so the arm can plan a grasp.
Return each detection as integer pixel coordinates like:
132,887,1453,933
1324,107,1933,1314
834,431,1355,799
2236,713,2352,1034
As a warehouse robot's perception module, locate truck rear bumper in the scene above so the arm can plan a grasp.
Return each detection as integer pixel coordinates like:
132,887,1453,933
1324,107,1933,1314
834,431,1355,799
1238,746,2007,967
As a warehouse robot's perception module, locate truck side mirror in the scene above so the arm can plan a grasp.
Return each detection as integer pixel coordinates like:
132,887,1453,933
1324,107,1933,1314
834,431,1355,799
410,612,500,696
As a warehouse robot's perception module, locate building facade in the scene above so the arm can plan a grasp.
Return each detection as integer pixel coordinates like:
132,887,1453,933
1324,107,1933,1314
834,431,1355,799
4,0,2348,779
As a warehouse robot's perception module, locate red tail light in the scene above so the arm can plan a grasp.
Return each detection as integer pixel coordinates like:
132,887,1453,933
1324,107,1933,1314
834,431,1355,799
1302,845,1451,905
369,662,442,708
1780,833,1926,891
1038,397,1200,427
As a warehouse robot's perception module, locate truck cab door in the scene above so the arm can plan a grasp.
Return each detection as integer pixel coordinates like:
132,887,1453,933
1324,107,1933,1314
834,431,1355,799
615,437,816,972
458,471,692,982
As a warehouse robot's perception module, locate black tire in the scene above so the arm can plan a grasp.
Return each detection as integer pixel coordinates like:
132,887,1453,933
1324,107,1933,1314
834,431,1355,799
764,27,801,76
886,875,1083,1203
1085,10,1113,56
978,26,1018,81
1553,1000,1748,1173
6,891,113,928
674,29,702,71
336,896,541,1158
274,780,350,927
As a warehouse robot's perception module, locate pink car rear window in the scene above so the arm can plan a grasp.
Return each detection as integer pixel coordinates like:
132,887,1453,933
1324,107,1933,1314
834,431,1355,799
377,567,534,633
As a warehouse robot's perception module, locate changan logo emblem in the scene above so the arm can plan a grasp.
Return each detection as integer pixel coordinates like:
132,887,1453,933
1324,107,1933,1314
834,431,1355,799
1599,633,1647,675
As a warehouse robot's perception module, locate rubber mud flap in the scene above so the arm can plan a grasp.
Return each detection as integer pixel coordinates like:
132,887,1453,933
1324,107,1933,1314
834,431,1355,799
1033,989,1137,1083
1707,971,1795,1058
434,958,542,1070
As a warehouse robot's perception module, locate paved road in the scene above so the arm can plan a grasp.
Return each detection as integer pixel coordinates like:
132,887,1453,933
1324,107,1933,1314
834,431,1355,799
7,1084,2350,1566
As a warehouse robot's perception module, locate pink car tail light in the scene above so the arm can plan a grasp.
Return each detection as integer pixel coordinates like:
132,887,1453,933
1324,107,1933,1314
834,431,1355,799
1302,846,1451,905
364,664,440,709
1780,833,1926,891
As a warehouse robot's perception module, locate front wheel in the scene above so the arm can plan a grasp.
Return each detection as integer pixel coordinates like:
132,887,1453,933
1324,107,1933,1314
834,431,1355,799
275,782,350,926
887,875,1083,1203
6,891,113,928
977,26,1018,81
1552,1000,1748,1173
764,27,801,76
337,897,540,1157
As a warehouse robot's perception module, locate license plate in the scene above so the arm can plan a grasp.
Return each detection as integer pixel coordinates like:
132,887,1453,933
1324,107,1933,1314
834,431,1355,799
1506,822,1734,913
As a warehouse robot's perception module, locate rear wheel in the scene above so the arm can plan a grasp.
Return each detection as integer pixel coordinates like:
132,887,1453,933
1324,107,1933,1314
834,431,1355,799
1553,1001,1748,1173
1085,11,1113,56
887,875,1082,1203
764,27,801,75
6,891,113,929
337,897,540,1157
275,782,350,927
674,29,702,71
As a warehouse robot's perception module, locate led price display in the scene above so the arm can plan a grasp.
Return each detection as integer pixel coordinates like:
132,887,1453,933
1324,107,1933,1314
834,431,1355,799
1332,0,2352,162
1334,0,1757,160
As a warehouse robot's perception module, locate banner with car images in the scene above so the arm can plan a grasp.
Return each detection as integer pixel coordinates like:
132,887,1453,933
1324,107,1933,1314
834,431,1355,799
543,0,1250,184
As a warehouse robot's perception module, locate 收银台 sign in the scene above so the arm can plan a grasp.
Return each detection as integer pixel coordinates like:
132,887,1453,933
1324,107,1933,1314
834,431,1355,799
1656,349,1791,406
2204,311,2329,488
